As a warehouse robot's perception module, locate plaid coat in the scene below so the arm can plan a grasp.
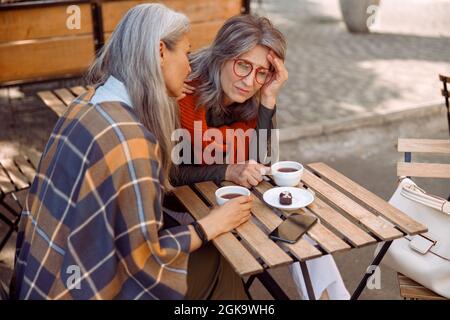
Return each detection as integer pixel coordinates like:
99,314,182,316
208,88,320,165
12,87,191,300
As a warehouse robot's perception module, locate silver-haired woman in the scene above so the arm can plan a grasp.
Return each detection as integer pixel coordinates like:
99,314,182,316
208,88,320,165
174,15,350,300
11,4,251,300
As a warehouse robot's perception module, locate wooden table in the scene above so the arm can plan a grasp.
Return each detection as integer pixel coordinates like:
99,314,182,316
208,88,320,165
172,163,428,300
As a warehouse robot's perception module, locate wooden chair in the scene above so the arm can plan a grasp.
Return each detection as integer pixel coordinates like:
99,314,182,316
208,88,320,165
0,154,39,252
396,138,450,300
439,74,450,136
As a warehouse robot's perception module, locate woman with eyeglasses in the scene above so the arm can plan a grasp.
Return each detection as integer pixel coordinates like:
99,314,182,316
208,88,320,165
171,15,350,300
171,15,285,188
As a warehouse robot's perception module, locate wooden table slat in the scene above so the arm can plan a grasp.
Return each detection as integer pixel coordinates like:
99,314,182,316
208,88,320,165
256,182,351,254
195,182,293,268
37,91,66,117
172,186,263,276
308,162,427,236
13,156,36,184
54,88,76,107
0,158,30,190
302,170,404,241
222,182,322,261
305,193,376,247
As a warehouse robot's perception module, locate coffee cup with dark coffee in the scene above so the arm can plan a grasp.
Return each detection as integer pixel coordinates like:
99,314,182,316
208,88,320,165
270,161,304,187
215,186,251,205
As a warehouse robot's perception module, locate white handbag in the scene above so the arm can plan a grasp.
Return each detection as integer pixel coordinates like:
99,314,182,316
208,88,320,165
377,178,450,298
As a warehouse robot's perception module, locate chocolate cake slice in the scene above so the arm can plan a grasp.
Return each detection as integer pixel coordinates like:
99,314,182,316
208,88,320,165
279,191,292,205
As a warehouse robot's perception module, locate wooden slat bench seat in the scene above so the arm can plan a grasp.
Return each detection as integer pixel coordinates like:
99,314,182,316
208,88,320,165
37,86,88,116
398,273,447,300
0,154,39,251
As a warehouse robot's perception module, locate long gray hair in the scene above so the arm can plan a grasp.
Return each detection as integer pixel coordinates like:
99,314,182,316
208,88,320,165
189,15,286,121
87,4,189,186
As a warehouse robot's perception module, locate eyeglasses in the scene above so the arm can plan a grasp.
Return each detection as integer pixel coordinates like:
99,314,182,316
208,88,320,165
233,58,273,85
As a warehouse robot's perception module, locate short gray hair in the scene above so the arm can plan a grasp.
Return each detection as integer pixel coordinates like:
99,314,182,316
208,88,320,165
87,3,190,187
189,15,286,121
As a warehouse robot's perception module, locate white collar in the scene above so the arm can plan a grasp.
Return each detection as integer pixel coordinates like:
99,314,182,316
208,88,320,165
90,75,133,107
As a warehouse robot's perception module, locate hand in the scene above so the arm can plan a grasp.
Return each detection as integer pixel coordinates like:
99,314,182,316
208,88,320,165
225,160,270,188
176,82,196,101
260,51,288,108
199,195,253,240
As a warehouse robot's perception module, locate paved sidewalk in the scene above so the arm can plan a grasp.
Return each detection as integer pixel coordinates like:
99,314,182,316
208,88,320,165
252,0,450,140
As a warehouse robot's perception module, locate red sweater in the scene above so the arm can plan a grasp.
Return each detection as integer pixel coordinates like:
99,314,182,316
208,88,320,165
178,94,257,164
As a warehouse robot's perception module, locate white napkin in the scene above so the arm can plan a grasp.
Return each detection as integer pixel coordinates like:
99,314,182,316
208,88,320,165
290,255,350,300
290,236,350,300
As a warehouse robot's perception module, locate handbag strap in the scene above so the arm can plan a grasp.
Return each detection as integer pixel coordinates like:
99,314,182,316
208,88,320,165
401,183,450,215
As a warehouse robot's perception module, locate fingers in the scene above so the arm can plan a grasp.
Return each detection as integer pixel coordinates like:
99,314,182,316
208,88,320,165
176,93,186,101
255,164,270,175
234,195,253,204
249,165,265,181
184,83,196,92
267,53,279,75
258,166,271,176
239,162,266,186
247,174,260,186
238,214,251,226
238,179,251,188
181,83,195,96
267,52,288,81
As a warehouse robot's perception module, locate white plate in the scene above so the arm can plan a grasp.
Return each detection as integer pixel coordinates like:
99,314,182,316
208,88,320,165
263,187,314,210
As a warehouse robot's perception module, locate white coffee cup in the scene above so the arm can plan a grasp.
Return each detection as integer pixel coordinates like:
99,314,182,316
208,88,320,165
271,161,304,187
215,186,250,205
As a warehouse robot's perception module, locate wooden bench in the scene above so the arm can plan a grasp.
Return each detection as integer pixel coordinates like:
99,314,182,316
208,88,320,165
0,0,245,87
395,138,450,300
37,85,88,116
397,273,447,300
0,154,39,252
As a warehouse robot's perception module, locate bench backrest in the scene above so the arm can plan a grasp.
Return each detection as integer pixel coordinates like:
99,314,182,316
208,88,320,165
397,138,450,179
0,0,244,86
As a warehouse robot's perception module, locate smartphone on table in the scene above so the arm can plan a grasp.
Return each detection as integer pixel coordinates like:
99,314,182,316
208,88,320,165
269,213,318,244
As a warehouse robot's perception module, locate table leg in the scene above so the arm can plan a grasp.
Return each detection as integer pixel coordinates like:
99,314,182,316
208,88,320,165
243,275,255,300
253,270,290,300
300,261,316,300
351,240,393,300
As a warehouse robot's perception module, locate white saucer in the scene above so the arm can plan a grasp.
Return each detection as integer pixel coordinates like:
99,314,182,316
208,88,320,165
263,187,314,210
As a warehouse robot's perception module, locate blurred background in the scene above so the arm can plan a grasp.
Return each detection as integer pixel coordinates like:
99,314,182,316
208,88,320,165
1,0,450,299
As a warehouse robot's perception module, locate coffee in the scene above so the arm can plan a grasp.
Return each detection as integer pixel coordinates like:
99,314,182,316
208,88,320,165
278,167,298,173
220,193,243,199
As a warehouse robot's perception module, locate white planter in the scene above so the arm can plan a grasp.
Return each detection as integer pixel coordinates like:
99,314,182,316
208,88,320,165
339,0,381,33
